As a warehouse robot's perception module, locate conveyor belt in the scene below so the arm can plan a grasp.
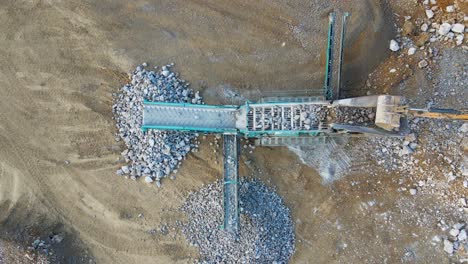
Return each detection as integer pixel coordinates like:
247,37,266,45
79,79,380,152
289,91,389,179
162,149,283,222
143,103,239,132
223,134,240,235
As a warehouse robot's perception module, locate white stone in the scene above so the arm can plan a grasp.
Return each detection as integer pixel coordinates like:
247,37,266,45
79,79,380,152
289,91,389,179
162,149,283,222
444,240,454,254
408,47,416,55
418,60,428,68
389,39,400,51
456,34,464,46
451,23,465,33
425,9,434,19
458,230,467,241
390,68,396,73
460,123,468,133
438,23,451,35
161,70,170,77
121,166,130,174
144,176,154,183
446,5,455,12
401,145,414,155
449,228,460,237
460,197,467,207
421,23,428,32
409,188,417,195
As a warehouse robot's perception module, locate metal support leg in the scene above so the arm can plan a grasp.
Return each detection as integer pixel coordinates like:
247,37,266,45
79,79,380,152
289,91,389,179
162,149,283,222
337,12,350,99
223,134,240,236
323,12,336,100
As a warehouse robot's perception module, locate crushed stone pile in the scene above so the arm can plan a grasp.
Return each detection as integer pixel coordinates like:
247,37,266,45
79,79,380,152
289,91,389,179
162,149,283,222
113,63,202,186
181,179,295,263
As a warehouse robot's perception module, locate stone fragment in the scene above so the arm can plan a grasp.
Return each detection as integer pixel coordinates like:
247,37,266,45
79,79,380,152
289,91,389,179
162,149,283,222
390,39,400,51
444,240,454,254
446,5,455,12
458,230,467,241
449,228,460,237
438,23,451,35
425,9,434,19
421,23,428,32
451,24,465,34
418,60,428,68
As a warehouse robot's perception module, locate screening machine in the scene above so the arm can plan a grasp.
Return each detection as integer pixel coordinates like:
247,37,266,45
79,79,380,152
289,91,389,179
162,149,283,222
141,12,467,235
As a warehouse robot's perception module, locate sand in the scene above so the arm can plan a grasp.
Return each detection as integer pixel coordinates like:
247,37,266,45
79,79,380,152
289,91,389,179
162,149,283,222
0,0,459,263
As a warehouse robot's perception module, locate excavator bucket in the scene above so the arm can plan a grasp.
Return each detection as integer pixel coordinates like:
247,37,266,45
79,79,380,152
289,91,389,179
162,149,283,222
375,95,405,131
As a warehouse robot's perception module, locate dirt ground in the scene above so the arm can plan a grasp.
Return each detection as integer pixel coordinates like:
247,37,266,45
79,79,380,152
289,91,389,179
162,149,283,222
0,0,465,263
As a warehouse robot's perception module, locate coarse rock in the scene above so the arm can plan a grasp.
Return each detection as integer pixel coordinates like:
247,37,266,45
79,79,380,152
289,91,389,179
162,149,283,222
418,60,428,68
449,228,460,237
181,179,295,263
460,123,468,133
451,24,465,34
438,23,452,35
425,9,434,19
401,145,414,155
408,47,416,55
144,176,154,183
455,34,464,46
121,166,130,174
421,23,428,32
389,39,400,51
458,230,467,241
405,133,417,142
444,240,454,254
446,5,455,12
402,20,416,36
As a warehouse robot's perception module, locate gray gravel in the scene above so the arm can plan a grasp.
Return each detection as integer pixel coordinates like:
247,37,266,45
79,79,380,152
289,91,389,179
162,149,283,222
113,63,202,185
181,179,295,263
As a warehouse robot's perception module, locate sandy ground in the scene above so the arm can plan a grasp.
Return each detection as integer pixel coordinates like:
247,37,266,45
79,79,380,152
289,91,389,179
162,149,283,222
0,0,465,263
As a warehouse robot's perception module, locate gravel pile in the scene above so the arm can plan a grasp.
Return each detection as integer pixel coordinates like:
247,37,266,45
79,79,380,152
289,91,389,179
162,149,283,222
113,63,202,186
181,179,295,263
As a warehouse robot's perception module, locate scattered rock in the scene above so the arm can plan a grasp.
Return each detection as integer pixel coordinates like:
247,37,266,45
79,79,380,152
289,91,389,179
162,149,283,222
451,24,465,34
460,123,468,133
421,23,428,32
446,5,455,13
418,60,428,68
444,240,454,254
408,47,416,55
449,228,460,237
458,230,467,241
409,188,417,195
438,23,452,35
390,39,400,51
425,9,434,19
